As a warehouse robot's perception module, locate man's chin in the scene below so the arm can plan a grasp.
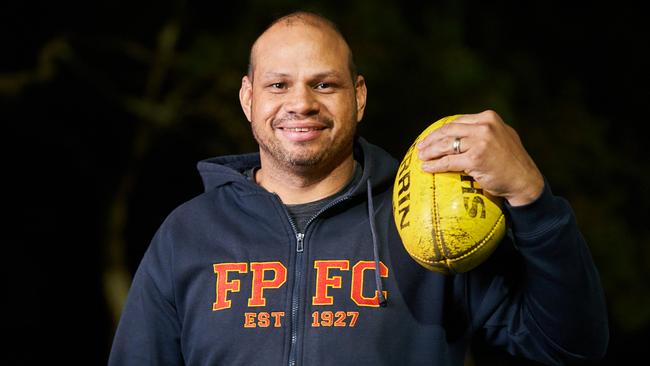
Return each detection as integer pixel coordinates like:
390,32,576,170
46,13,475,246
285,154,324,167
259,139,349,172
279,144,325,165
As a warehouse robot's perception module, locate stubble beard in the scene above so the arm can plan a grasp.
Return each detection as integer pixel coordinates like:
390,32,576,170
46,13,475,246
251,116,356,172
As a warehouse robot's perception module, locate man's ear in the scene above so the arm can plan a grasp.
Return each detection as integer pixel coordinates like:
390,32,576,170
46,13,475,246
354,75,367,122
239,75,253,122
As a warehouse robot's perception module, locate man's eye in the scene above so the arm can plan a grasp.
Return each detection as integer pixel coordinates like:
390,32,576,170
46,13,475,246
270,82,285,89
315,82,333,90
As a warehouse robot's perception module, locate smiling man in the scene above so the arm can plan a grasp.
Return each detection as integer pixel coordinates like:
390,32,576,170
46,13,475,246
240,14,366,204
109,11,608,366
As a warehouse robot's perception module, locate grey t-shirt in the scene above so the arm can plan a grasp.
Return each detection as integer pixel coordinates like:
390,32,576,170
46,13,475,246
244,162,362,234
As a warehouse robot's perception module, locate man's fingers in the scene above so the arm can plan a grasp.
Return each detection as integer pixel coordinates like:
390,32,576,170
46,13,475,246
418,134,473,161
416,110,504,161
452,110,502,125
416,122,472,151
421,155,467,174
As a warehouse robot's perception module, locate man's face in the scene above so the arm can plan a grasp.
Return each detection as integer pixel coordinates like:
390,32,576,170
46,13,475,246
240,22,366,171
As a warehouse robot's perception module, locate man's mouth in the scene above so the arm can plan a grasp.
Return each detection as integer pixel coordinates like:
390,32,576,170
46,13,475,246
281,127,325,132
276,125,328,143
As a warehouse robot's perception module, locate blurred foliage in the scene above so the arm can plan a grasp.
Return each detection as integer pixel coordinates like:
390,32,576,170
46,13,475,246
3,0,649,363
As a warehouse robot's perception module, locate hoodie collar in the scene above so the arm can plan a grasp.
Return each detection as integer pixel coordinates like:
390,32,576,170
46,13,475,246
196,136,398,196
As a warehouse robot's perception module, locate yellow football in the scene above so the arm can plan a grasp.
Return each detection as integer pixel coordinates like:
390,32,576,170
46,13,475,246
392,115,506,275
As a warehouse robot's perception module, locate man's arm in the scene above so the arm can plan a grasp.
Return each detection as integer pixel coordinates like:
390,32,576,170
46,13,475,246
466,180,608,364
417,110,608,363
108,227,183,366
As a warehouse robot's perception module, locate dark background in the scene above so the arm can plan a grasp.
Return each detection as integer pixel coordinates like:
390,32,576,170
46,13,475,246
3,0,648,364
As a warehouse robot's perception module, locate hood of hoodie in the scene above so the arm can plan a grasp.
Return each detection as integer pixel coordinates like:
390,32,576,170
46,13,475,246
196,136,399,198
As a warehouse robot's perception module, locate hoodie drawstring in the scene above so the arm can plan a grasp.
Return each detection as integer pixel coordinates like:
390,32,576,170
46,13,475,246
367,179,388,307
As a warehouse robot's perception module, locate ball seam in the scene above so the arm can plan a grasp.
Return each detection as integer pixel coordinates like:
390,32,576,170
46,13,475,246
408,213,505,265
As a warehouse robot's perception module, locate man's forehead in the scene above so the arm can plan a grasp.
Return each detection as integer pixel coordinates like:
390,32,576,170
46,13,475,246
261,14,341,40
254,21,344,52
248,14,356,81
252,25,348,66
258,70,346,80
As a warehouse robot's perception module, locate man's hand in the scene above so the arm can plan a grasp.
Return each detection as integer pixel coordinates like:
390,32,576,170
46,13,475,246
416,110,544,206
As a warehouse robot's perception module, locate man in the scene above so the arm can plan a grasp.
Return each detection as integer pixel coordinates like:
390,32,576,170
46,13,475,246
109,11,608,365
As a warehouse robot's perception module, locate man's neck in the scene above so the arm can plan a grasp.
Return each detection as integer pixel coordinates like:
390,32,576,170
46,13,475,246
254,155,356,204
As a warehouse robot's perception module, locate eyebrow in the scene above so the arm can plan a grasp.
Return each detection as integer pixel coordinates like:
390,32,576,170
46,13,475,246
261,72,290,78
261,71,344,79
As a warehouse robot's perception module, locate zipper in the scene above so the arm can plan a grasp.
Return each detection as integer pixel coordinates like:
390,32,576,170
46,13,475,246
285,194,353,366
296,232,304,253
288,232,304,366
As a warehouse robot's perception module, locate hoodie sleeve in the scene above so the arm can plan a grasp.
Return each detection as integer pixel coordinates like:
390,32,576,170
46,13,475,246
466,180,609,365
108,224,184,366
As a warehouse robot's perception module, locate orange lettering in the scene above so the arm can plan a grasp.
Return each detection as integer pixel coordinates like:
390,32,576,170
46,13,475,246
271,311,285,327
248,262,287,307
243,312,256,328
212,263,247,311
313,260,349,305
243,311,285,328
351,261,389,307
258,312,270,327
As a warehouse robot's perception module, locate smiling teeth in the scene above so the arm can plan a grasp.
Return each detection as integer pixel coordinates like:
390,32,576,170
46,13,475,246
287,128,312,132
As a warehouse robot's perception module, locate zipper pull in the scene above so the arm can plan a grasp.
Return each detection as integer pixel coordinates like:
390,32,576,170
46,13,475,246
296,233,304,253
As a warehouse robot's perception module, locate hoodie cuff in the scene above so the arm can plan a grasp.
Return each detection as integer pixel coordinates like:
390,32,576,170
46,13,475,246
504,178,566,238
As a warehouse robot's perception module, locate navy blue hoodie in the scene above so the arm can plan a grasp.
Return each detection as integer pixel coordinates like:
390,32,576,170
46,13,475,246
109,137,608,365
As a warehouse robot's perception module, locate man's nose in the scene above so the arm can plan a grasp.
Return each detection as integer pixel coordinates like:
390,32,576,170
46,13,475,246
284,84,320,116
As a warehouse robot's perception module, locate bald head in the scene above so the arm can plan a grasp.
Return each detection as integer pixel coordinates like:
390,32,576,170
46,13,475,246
247,12,357,82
